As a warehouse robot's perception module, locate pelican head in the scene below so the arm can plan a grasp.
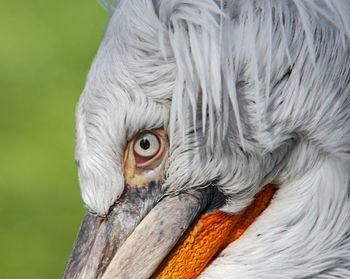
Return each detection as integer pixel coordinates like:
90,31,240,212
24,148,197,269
62,1,350,278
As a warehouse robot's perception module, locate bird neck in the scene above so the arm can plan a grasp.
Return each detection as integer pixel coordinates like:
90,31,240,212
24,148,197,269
200,155,350,278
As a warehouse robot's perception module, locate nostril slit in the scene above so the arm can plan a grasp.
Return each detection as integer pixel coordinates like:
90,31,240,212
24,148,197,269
97,218,105,229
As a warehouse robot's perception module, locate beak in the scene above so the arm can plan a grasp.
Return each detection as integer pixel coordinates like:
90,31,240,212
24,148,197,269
63,127,276,279
61,183,211,279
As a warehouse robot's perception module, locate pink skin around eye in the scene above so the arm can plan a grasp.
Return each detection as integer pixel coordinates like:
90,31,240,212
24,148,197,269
133,151,153,165
133,134,161,165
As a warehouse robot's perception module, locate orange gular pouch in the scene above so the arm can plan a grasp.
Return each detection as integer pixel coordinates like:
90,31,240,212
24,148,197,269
152,184,276,279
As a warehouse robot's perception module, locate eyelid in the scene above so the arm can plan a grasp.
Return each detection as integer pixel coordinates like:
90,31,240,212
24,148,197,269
123,128,168,187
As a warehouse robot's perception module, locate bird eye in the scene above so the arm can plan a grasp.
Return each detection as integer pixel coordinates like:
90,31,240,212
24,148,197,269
133,132,160,161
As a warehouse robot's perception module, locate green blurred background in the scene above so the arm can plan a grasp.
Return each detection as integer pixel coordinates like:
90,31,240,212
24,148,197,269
0,1,108,278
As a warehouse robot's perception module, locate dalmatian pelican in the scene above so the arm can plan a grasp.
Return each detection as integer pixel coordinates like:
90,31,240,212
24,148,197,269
62,0,350,278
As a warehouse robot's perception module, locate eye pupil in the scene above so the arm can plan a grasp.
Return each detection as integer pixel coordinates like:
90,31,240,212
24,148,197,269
140,138,150,150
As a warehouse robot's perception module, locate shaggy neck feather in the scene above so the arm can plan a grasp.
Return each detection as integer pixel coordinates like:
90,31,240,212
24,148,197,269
200,152,350,278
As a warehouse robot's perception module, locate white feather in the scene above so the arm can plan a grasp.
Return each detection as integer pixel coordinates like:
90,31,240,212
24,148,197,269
75,0,350,276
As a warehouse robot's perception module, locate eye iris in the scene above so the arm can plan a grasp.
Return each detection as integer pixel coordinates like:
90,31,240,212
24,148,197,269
140,138,150,150
133,132,160,160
